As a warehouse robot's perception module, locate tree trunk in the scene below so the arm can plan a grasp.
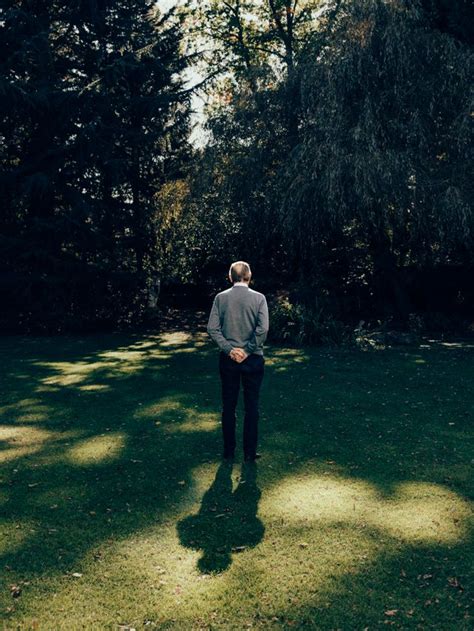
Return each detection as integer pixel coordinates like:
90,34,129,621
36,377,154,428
369,227,413,321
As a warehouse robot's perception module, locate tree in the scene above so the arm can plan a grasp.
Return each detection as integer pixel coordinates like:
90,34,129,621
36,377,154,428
180,1,340,280
277,0,473,316
0,1,191,331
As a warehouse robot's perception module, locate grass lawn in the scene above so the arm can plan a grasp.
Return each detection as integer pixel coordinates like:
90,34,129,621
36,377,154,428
0,332,472,630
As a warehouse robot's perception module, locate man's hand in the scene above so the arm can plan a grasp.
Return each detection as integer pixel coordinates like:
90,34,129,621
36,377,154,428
229,347,248,363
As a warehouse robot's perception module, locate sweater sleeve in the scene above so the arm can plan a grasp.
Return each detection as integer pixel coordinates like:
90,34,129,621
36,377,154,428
245,296,269,354
207,296,233,354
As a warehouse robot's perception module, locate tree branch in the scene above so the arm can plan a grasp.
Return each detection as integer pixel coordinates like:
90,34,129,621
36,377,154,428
176,67,227,97
267,0,293,70
267,0,289,46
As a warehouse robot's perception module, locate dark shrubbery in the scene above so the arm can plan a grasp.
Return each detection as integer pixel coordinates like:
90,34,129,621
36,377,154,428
268,294,353,346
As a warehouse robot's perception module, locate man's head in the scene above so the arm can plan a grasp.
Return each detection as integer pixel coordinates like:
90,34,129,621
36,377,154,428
229,261,252,284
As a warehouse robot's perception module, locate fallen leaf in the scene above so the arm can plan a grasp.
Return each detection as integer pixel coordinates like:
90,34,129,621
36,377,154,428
10,585,21,598
384,610,398,616
448,577,463,590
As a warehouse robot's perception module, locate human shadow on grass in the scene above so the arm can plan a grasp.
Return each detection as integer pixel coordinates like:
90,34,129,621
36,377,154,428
177,461,264,573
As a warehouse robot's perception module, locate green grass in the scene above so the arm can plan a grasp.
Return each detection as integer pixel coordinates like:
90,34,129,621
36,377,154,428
0,332,472,630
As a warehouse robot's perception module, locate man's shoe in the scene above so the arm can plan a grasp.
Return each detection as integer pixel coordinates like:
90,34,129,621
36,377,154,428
244,452,262,462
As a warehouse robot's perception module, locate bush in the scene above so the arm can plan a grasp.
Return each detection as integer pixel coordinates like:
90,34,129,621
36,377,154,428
268,295,353,346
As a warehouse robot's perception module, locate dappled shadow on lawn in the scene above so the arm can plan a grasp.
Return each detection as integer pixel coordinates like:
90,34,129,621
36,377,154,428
253,525,474,628
0,333,223,575
177,461,264,574
0,332,472,626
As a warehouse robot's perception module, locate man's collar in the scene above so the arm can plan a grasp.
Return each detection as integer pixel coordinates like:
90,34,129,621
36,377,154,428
233,282,249,287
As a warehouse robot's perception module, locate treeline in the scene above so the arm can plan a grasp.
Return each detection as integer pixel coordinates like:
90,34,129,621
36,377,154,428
1,0,473,333
179,0,474,329
0,1,190,331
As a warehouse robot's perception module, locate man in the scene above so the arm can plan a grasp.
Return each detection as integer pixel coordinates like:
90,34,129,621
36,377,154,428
207,261,269,462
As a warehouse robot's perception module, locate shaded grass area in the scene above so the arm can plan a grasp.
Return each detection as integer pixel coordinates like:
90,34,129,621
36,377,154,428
0,332,472,629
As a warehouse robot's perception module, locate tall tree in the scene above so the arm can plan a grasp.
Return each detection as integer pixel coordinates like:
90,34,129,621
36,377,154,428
180,1,339,278
0,1,191,331
280,0,473,316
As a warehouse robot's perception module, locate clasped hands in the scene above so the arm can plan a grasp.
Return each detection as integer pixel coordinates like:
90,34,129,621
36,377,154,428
229,347,248,363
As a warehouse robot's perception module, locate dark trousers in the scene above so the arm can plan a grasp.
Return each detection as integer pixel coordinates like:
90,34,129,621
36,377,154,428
219,352,265,457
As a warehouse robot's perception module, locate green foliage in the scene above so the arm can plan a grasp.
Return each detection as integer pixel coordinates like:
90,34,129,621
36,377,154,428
1,0,473,329
278,0,473,318
0,1,191,331
177,1,329,279
269,294,353,346
281,1,473,252
184,0,473,322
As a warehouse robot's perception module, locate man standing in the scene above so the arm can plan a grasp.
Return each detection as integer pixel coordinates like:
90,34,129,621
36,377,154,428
207,261,269,462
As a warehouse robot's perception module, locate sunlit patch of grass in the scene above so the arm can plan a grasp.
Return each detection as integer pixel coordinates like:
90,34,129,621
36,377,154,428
173,346,199,353
0,447,39,464
0,399,51,424
159,331,195,346
34,385,60,393
134,397,186,422
78,384,111,392
270,348,307,357
34,349,168,388
135,398,219,433
164,412,219,434
264,347,310,369
0,425,59,463
438,341,474,349
98,350,149,362
263,475,472,544
372,481,473,542
35,360,107,386
10,412,49,424
264,474,377,521
9,398,43,408
0,425,55,444
66,433,125,466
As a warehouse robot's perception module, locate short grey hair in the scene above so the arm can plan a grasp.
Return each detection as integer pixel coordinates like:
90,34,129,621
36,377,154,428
229,261,251,282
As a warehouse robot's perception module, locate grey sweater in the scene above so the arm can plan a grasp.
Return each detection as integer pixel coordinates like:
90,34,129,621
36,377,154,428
207,285,269,356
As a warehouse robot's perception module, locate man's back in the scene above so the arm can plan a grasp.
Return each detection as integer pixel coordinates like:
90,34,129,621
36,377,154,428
207,285,269,356
207,261,268,461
